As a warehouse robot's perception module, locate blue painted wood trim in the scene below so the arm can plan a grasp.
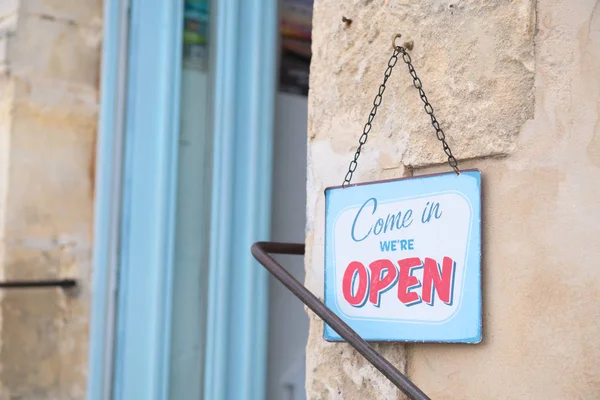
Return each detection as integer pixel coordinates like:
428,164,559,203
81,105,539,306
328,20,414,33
112,0,183,399
87,0,128,398
203,0,278,399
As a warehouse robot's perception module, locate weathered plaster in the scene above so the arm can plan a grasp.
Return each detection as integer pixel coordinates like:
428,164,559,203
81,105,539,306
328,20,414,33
0,0,100,398
306,0,600,399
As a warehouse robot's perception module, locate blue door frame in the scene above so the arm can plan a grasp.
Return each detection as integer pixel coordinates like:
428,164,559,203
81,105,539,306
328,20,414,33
204,1,277,399
87,0,278,399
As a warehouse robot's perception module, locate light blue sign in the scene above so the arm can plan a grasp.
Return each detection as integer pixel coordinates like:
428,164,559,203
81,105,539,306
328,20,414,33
324,170,482,343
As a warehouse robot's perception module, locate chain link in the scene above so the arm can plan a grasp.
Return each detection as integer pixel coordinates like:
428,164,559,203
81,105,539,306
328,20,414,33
342,45,460,188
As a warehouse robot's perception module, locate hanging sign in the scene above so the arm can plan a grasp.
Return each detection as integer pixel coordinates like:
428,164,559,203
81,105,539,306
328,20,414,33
324,170,481,343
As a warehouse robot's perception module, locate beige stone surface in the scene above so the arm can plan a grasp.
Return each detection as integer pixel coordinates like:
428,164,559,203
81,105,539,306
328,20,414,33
20,0,102,25
0,0,100,398
306,0,600,399
0,1,17,22
306,313,408,400
9,15,101,86
309,0,535,171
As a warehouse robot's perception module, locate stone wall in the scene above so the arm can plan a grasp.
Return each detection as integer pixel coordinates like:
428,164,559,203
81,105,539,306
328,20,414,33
306,0,600,399
0,0,101,398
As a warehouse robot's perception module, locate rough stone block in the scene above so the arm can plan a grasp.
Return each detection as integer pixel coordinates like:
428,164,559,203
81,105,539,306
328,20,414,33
21,0,102,25
0,288,63,399
0,75,94,400
305,314,407,400
0,78,14,241
0,1,97,399
0,0,18,19
309,0,535,171
0,34,7,72
9,14,101,88
4,78,96,239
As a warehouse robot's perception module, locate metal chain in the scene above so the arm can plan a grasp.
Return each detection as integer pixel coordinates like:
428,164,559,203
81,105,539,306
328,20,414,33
342,43,460,188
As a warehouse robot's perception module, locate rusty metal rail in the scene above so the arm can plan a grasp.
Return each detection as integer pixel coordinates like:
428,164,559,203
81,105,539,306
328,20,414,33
251,241,432,400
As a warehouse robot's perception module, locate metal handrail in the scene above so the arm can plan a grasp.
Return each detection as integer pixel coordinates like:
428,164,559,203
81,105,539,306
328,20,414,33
251,241,432,400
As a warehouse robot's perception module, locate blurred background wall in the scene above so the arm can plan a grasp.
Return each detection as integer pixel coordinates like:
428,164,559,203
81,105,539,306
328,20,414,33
0,1,101,398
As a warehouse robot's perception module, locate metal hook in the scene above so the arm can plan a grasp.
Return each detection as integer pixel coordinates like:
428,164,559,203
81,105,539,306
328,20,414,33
392,33,402,50
392,33,414,51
